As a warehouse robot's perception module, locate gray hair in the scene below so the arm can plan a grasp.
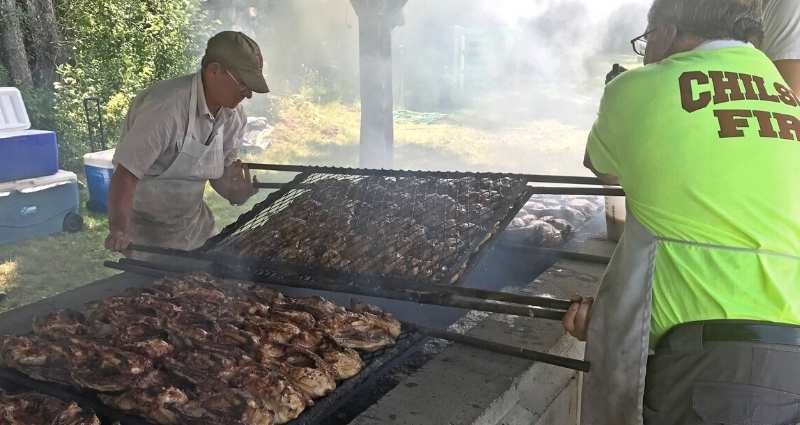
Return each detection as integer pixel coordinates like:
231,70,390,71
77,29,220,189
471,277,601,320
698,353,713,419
649,0,764,44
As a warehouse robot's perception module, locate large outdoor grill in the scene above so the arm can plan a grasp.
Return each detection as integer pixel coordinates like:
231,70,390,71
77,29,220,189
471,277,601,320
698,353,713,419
0,164,618,425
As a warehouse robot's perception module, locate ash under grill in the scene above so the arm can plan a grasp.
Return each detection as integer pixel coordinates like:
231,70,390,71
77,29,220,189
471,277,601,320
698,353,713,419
204,171,532,286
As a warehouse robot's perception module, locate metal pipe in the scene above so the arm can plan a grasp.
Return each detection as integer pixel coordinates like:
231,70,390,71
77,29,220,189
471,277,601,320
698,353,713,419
104,260,173,278
413,325,590,372
253,182,286,189
242,163,616,186
528,186,625,197
219,265,565,320
421,285,574,311
529,247,612,265
107,258,567,320
126,244,575,311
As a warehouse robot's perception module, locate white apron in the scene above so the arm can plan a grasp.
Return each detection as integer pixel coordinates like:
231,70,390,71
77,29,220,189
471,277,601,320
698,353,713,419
130,73,225,252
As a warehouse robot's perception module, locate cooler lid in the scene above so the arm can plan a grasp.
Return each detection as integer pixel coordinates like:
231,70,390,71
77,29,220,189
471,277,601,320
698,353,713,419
83,148,116,169
0,129,55,139
0,170,77,195
0,87,30,133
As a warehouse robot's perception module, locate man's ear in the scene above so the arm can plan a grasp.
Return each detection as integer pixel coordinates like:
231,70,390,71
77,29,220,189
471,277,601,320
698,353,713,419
644,23,678,65
206,62,224,76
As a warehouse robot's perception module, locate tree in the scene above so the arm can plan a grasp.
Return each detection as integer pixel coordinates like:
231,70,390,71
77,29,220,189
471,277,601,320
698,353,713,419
53,0,210,169
21,0,64,88
0,0,33,87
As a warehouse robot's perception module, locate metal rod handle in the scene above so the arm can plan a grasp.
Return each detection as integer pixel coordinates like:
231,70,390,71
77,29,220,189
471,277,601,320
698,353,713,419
126,244,575,311
399,283,574,311
218,265,566,320
528,186,625,197
104,260,172,278
107,258,567,321
253,182,286,189
530,248,612,265
414,325,590,372
127,244,214,261
242,162,616,186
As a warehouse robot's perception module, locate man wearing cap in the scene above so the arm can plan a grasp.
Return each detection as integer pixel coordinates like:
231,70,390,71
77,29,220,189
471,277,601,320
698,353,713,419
105,31,270,254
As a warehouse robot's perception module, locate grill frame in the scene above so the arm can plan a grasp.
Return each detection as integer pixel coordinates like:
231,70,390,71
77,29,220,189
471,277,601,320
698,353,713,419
203,169,536,287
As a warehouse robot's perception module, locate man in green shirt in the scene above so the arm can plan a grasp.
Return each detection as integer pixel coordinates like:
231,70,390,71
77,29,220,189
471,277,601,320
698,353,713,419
563,1,800,424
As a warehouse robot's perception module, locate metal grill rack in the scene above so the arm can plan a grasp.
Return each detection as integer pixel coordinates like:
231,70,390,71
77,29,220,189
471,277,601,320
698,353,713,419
204,170,534,286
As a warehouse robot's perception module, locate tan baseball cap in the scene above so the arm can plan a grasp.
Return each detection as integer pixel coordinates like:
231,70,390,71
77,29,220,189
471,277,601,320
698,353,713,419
205,31,269,93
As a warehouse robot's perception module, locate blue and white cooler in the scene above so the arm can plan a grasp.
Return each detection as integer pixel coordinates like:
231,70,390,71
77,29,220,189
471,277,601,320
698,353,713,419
0,171,83,244
0,88,59,182
0,87,83,243
83,148,115,213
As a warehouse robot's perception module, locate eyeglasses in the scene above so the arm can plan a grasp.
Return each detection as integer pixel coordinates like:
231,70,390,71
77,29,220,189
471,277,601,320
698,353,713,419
630,29,655,56
225,69,250,93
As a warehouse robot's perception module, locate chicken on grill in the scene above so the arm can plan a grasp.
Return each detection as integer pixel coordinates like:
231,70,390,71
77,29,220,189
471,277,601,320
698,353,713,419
217,175,530,284
0,391,100,425
0,273,401,425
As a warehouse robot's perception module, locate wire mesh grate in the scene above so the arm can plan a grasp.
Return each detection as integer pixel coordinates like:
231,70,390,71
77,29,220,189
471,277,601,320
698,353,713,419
205,171,532,285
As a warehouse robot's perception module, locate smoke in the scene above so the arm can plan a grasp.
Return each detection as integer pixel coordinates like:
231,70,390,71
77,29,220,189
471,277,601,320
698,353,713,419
224,0,653,172
392,0,651,130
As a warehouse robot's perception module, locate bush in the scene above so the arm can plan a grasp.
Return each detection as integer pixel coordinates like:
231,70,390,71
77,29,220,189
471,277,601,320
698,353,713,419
53,0,211,170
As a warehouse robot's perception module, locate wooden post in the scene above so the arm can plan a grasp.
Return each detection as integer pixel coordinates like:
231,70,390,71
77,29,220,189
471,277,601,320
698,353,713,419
351,0,407,169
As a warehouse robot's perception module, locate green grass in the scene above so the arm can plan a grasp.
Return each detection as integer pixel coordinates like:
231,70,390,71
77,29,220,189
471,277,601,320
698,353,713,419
0,94,591,313
0,196,118,313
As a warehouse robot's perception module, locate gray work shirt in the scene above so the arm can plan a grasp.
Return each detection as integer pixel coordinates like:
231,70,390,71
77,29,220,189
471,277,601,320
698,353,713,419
113,71,246,179
762,0,800,61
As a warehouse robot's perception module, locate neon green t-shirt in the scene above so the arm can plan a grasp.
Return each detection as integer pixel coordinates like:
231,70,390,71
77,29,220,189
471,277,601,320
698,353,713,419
587,45,800,345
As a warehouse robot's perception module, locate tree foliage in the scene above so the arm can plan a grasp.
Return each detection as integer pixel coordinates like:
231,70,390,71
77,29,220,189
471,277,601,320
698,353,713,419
53,0,210,170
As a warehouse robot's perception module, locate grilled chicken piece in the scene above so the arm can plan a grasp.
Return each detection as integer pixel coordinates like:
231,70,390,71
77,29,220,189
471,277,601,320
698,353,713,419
249,287,287,306
319,310,398,352
101,386,188,425
127,338,174,359
317,338,364,380
32,310,88,339
539,216,573,236
164,311,220,348
1,335,153,392
162,349,241,386
178,388,273,425
66,338,153,392
290,329,324,351
257,342,336,399
52,401,102,425
244,318,302,345
0,335,71,384
0,391,100,425
350,301,402,338
229,366,308,424
288,296,340,319
270,308,316,329
325,328,395,352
